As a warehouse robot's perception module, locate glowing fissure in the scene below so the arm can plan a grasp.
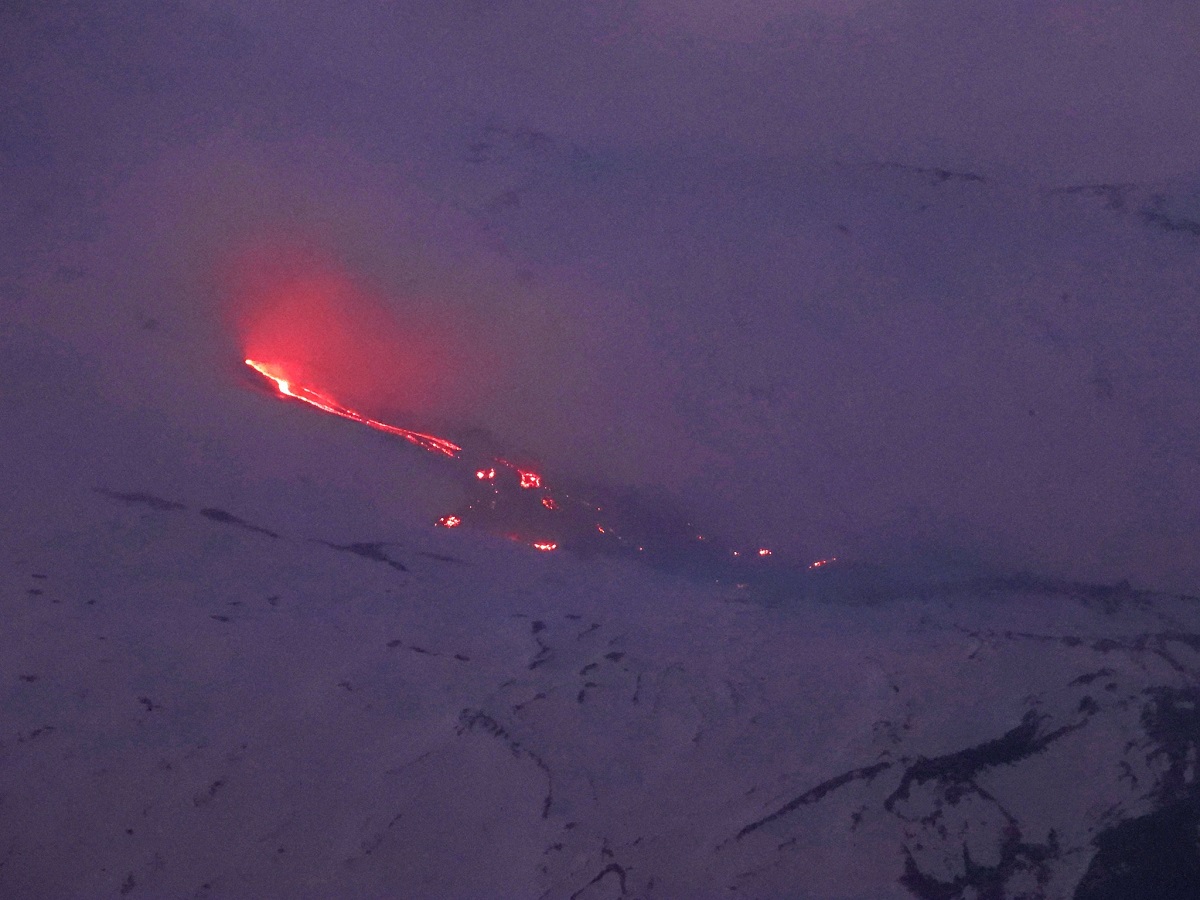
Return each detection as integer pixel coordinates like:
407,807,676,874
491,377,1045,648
245,360,461,457
245,358,836,569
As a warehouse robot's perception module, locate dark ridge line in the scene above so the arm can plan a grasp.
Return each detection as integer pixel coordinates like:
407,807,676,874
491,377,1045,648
736,761,893,840
806,568,1190,611
884,710,1086,812
458,708,553,818
1044,182,1138,212
1069,668,1116,687
881,162,987,184
1045,183,1200,238
95,489,185,512
1141,206,1200,237
991,630,1200,677
416,550,466,565
922,573,1189,609
318,541,408,572
569,863,628,900
199,507,279,539
1073,796,1200,900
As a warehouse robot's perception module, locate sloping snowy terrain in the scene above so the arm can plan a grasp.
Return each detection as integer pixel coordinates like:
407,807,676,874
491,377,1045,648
5,7,1200,895
4,348,1199,899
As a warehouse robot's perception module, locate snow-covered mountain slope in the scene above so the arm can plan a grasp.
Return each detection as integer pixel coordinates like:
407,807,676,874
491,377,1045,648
3,345,1199,899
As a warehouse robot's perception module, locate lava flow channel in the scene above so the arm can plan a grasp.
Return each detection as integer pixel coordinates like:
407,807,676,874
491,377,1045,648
245,359,462,458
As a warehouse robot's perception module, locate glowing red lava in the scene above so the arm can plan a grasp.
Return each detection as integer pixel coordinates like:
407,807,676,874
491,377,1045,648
516,469,541,489
245,359,461,458
244,358,836,571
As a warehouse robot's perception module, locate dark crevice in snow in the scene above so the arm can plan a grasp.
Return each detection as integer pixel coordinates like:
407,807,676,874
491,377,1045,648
884,711,1085,813
198,508,279,539
881,162,988,185
736,761,893,840
458,708,554,818
1141,198,1200,237
318,541,407,571
95,489,185,512
568,861,628,899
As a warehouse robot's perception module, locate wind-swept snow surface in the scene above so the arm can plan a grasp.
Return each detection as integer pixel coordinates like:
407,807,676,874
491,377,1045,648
6,4,1200,895
3,362,1200,898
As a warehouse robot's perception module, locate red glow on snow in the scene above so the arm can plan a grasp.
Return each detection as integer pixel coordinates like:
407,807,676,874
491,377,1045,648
808,556,838,569
476,468,496,480
518,470,542,489
541,497,558,510
245,359,461,458
226,244,491,425
757,548,772,557
437,515,462,528
532,541,558,552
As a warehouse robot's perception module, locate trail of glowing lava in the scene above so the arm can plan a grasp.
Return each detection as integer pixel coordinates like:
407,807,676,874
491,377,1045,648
244,359,836,568
245,359,461,458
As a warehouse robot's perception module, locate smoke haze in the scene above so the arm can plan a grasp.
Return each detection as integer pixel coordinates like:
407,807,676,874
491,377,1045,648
3,1,1199,590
